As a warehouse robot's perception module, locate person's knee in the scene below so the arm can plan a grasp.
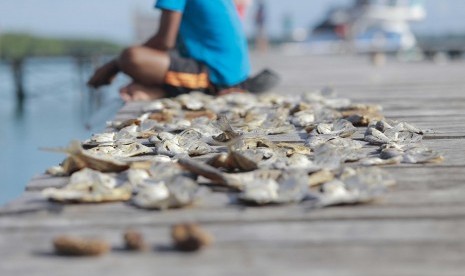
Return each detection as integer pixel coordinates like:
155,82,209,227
119,46,144,73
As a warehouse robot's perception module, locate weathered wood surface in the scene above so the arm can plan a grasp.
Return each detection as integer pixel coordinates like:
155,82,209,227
2,54,465,275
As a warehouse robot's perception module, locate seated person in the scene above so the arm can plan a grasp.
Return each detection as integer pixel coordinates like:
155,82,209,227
88,0,279,101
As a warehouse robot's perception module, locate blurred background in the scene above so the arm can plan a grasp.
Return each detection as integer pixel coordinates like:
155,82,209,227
1,0,464,205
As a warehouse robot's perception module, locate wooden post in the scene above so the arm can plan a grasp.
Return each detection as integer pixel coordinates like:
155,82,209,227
12,58,25,104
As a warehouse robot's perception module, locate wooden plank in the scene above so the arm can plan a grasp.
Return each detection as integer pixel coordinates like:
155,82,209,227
384,167,465,191
1,219,465,276
0,192,63,216
2,243,465,276
4,199,465,230
420,139,465,166
26,175,69,191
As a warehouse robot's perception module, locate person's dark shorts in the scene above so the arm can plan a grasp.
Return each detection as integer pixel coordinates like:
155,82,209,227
164,52,250,97
163,52,215,97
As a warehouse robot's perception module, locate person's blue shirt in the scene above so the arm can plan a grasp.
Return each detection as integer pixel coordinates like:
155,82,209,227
155,0,251,87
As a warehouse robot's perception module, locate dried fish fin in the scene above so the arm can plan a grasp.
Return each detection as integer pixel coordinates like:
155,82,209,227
364,127,391,145
308,169,335,187
44,141,129,175
178,158,235,188
216,115,242,140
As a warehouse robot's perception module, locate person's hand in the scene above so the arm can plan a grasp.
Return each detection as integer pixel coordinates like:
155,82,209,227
87,60,119,88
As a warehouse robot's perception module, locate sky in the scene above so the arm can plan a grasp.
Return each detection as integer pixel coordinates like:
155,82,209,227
0,0,465,44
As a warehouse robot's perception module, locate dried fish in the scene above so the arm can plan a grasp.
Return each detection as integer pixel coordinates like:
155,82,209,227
238,170,309,205
311,119,357,138
238,178,279,204
151,131,215,157
178,93,205,111
273,153,318,171
364,127,392,145
318,167,395,206
44,141,129,175
306,134,337,148
308,169,335,187
213,115,242,142
402,146,444,164
360,156,403,166
43,168,132,203
132,176,198,210
313,138,364,169
275,143,312,156
87,132,116,146
365,120,424,145
291,110,315,127
43,90,444,211
87,142,153,159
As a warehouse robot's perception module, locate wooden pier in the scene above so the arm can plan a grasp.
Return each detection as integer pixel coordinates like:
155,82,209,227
1,53,465,275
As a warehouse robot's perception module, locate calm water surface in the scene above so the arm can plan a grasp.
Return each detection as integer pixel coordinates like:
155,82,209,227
0,57,127,205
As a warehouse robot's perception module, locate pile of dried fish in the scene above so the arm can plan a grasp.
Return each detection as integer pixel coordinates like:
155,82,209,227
42,90,443,209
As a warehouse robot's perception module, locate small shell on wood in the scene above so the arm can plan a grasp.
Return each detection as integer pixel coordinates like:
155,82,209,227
53,236,110,256
171,223,213,252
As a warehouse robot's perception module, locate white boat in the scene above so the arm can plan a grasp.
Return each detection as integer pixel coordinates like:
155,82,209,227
285,0,426,54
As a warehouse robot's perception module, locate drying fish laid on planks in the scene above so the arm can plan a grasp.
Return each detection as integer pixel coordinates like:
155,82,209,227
41,90,443,210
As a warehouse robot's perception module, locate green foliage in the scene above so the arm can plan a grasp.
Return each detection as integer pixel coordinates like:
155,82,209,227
0,33,122,60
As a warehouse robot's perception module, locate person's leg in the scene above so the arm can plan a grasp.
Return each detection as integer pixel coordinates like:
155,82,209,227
118,46,171,85
119,82,166,102
118,47,212,101
117,46,170,101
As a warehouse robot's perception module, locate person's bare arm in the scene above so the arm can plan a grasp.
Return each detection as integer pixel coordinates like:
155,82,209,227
88,10,182,88
143,10,182,51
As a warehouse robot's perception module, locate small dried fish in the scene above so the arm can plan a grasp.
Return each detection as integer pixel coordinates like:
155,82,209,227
151,131,214,157
87,142,153,159
313,139,364,169
365,120,424,145
44,141,129,175
318,167,395,206
86,132,116,146
238,170,309,205
43,168,132,203
132,176,198,210
291,110,315,127
178,93,205,111
308,169,335,187
213,115,242,142
238,178,279,204
311,119,357,138
364,127,391,145
360,156,403,166
273,153,318,171
402,146,444,164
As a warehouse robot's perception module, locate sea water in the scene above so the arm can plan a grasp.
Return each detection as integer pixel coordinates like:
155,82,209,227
0,57,128,205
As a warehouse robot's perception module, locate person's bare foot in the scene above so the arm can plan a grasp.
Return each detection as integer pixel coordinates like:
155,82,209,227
119,82,166,102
